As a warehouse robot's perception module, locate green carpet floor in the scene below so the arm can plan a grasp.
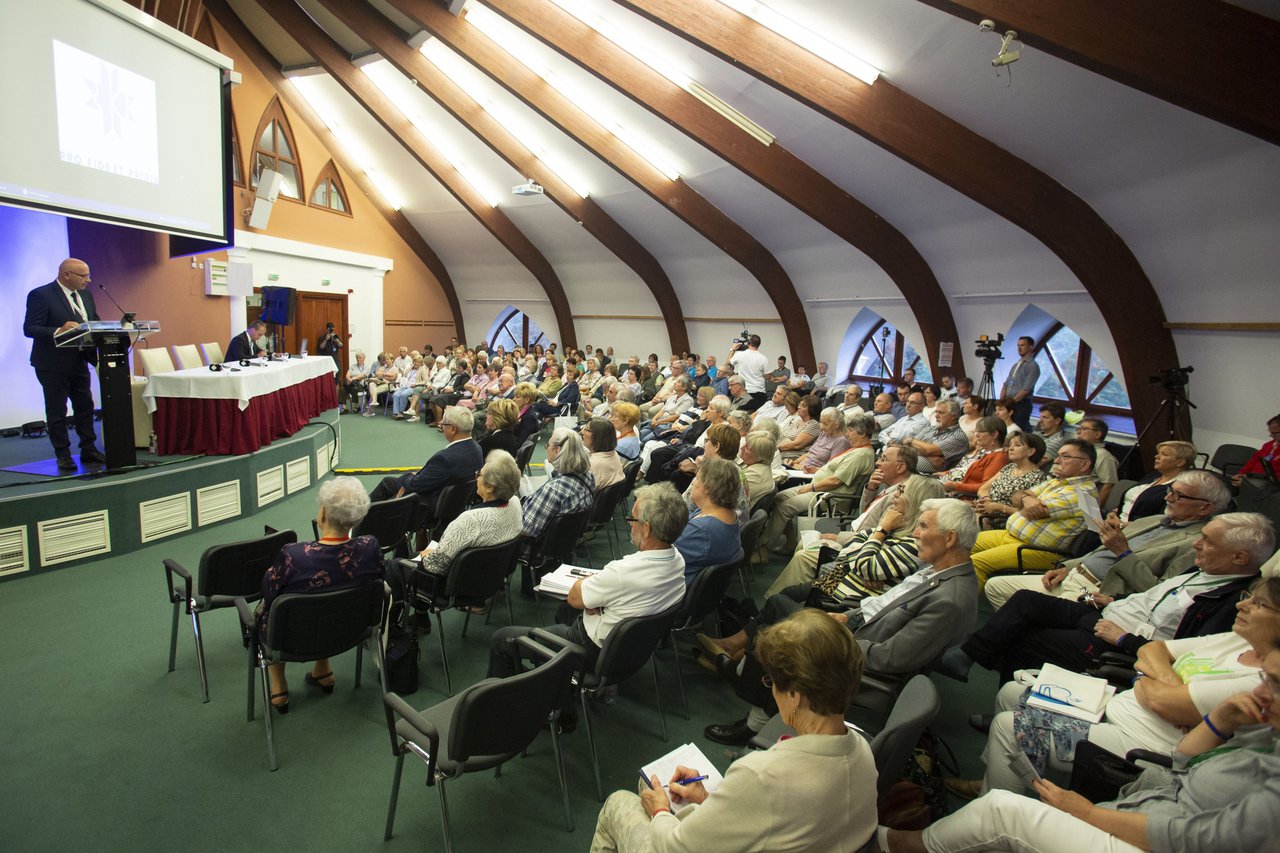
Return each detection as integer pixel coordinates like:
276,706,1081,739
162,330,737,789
0,411,1000,851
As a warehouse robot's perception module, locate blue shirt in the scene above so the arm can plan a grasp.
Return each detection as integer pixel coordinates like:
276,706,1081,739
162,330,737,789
674,515,741,583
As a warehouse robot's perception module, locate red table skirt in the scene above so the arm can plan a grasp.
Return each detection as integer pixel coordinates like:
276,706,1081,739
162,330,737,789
154,374,338,455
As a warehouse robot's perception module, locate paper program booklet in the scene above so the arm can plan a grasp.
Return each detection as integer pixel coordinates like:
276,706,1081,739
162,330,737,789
640,742,724,816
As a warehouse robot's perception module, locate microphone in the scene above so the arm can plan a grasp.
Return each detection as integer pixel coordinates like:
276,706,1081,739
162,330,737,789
95,282,134,324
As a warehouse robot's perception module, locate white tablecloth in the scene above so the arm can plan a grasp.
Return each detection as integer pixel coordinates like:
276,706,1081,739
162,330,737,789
141,356,337,412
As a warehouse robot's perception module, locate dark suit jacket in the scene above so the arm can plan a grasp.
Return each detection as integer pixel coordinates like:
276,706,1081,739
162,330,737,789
554,381,581,411
515,410,541,446
852,561,979,679
225,331,258,363
406,439,483,497
24,281,98,372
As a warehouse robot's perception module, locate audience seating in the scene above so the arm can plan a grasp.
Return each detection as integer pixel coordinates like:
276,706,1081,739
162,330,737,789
381,633,585,851
162,528,297,703
580,480,632,567
235,578,389,771
1211,443,1258,481
668,557,742,718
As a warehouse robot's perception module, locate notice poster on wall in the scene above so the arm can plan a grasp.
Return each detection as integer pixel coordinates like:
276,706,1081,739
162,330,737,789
938,342,954,368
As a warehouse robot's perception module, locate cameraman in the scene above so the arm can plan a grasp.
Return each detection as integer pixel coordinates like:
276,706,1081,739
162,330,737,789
318,322,342,375
999,335,1039,431
725,333,768,412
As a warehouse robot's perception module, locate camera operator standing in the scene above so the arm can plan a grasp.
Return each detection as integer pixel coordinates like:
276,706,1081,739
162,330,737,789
726,333,769,412
318,322,343,376
999,335,1040,431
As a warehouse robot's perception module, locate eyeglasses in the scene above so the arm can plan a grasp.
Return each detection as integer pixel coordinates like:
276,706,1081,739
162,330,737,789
624,516,641,524
1239,592,1280,614
1056,454,1089,463
1259,670,1280,695
1167,488,1211,504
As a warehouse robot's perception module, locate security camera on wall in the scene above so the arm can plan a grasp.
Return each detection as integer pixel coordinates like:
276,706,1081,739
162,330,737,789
246,168,283,229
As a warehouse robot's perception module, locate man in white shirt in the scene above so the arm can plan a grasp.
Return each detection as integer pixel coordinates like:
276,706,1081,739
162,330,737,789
835,385,865,418
811,361,831,392
391,346,413,377
752,385,790,424
726,334,769,411
486,483,688,678
880,392,928,444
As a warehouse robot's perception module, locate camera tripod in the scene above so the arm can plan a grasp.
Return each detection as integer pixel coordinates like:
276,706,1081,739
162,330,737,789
975,358,998,416
1120,386,1196,473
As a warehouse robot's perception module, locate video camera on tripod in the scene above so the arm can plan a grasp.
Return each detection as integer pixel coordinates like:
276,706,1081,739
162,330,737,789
974,333,1005,367
1150,365,1194,393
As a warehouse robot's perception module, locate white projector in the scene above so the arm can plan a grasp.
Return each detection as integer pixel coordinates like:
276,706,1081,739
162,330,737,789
512,181,545,196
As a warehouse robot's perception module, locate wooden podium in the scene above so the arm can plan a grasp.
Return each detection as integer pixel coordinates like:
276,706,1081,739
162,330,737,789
56,320,159,469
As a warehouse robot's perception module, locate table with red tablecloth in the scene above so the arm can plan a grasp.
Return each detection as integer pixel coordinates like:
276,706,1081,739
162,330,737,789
141,356,337,455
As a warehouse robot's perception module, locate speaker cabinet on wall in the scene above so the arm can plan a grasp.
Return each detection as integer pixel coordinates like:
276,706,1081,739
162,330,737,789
259,286,296,326
247,169,283,230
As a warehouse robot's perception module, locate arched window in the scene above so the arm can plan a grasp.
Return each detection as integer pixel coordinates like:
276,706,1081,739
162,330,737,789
485,306,547,352
309,160,351,216
1031,322,1132,415
252,96,303,200
845,319,932,385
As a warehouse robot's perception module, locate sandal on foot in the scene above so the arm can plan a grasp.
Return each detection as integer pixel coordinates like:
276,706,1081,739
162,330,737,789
305,672,336,694
270,691,290,714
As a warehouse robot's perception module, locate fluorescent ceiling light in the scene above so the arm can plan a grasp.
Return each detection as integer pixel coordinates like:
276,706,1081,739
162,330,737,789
419,40,592,198
550,0,774,146
361,61,504,207
289,74,406,210
463,1,684,180
715,0,880,85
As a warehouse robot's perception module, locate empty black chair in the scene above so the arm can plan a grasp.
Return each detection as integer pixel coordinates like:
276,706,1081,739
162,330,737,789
163,528,297,703
382,634,586,852
404,538,523,695
515,438,537,476
669,557,741,718
539,603,681,800
235,578,389,770
581,479,632,566
736,509,769,596
1212,443,1258,481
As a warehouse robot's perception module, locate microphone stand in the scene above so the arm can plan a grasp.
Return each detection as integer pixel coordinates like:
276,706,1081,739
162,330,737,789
95,282,135,328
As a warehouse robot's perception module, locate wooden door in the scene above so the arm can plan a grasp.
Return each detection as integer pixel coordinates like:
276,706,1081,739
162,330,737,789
249,289,348,363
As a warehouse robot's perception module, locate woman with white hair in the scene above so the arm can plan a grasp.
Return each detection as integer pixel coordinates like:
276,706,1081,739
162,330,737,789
518,428,595,593
391,355,429,421
256,476,385,713
789,407,851,472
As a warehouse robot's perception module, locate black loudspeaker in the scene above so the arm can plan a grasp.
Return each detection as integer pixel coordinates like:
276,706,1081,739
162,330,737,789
21,421,47,438
259,286,296,325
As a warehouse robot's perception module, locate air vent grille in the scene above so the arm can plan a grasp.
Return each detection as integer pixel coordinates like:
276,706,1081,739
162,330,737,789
286,457,310,493
38,511,110,566
139,493,192,543
197,481,241,526
257,466,284,507
0,526,30,577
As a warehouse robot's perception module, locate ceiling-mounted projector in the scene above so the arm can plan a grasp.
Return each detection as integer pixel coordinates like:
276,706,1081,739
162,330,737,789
512,181,545,196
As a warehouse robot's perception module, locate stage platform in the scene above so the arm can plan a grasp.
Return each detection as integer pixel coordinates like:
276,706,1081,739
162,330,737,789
0,411,341,581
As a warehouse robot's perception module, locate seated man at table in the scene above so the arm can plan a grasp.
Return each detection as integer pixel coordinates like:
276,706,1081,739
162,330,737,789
225,320,266,362
368,406,482,502
486,483,688,679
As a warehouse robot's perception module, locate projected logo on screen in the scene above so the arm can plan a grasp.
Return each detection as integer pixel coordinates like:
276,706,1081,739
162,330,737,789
53,41,160,184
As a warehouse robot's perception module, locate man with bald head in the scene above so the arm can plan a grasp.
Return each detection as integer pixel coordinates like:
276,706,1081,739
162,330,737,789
23,258,103,470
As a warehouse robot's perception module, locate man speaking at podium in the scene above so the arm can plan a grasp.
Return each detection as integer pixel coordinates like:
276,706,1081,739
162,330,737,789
23,258,104,471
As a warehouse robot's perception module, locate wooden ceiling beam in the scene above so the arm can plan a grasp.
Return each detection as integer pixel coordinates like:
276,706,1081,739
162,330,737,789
202,0,467,339
483,0,964,379
249,0,576,347
314,0,689,353
915,0,1280,148
616,0,1180,451
388,0,815,369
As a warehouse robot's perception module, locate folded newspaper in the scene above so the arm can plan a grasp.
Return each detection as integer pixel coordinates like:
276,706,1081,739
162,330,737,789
1025,663,1115,723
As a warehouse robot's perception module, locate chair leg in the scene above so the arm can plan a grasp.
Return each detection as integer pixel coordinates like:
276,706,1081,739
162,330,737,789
581,691,604,802
549,720,574,832
246,643,257,722
461,609,472,637
437,778,455,853
737,563,751,599
355,641,364,689
190,610,210,703
384,752,405,841
436,611,452,695
258,660,279,771
167,600,180,673
650,655,668,742
670,629,689,720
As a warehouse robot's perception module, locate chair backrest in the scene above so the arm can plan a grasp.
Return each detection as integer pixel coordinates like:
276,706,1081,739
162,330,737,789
588,479,630,527
677,558,741,627
429,480,478,540
197,528,297,600
355,493,420,554
441,538,522,602
751,491,777,517
448,641,583,765
1212,443,1258,479
594,603,680,683
264,578,387,662
515,439,537,475
171,344,204,370
621,458,642,492
738,509,769,559
199,341,224,365
136,347,175,376
1102,478,1137,516
868,674,941,796
534,507,592,566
